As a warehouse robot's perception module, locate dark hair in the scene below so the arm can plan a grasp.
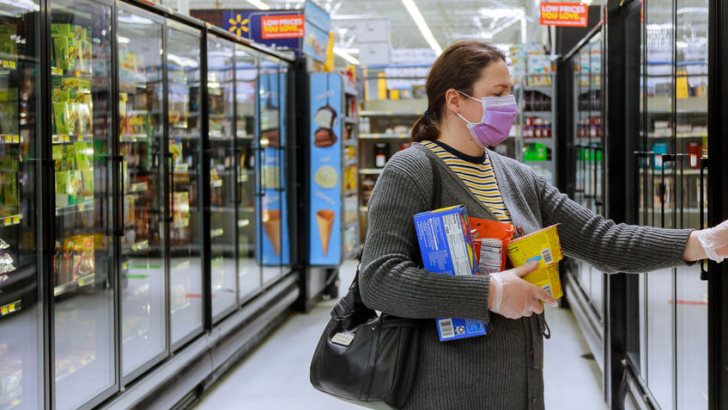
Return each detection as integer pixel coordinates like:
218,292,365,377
411,40,506,142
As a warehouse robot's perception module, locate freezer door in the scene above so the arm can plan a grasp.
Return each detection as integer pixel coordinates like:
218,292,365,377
49,0,116,408
257,58,283,286
0,2,42,410
117,6,167,379
166,21,203,347
234,45,261,302
207,35,237,320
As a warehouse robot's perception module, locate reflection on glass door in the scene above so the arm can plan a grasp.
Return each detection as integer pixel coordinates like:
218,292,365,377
117,6,166,378
257,60,282,286
50,0,115,408
638,0,677,407
235,46,260,301
166,22,203,346
675,1,709,407
208,35,236,319
0,2,41,409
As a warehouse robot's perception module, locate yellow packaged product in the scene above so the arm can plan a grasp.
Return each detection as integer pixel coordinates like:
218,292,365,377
506,224,564,299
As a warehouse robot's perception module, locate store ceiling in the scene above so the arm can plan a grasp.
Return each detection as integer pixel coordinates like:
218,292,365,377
189,0,543,53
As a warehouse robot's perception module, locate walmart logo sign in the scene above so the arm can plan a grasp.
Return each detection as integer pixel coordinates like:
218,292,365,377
225,12,250,37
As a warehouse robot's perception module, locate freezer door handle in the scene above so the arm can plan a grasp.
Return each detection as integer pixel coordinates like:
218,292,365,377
700,157,709,280
234,148,243,205
164,152,174,223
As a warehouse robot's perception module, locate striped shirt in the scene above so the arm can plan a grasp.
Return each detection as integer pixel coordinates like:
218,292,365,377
422,140,512,223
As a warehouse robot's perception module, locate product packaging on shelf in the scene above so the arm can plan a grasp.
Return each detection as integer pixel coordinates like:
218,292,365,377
414,206,487,342
506,225,564,299
0,25,17,58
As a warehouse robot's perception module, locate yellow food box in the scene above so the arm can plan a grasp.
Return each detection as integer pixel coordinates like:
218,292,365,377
506,224,564,299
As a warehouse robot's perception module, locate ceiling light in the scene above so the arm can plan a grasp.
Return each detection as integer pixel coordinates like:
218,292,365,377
247,0,271,10
334,47,360,65
400,0,442,55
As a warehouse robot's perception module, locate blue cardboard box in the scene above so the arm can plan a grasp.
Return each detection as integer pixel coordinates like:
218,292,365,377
414,205,488,342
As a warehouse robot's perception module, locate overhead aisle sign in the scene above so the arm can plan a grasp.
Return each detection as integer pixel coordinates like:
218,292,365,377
539,2,589,27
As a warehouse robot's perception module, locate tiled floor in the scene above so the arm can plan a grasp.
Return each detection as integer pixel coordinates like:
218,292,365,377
194,260,605,409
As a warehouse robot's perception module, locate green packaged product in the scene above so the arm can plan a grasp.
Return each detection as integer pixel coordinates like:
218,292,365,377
53,102,70,136
55,170,69,207
52,36,70,70
74,142,91,170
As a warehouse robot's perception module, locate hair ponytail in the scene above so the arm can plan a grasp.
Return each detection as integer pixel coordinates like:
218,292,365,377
411,109,440,142
408,40,505,143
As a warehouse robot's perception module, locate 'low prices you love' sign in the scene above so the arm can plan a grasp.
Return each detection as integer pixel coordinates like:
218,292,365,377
540,2,589,27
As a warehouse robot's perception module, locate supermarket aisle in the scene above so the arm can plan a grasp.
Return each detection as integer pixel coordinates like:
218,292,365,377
194,260,604,410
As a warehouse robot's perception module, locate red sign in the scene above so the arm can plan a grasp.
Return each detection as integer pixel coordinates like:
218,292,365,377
261,14,305,40
540,2,589,27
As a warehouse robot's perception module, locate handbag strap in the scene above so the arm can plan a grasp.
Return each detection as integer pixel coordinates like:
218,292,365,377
335,154,441,318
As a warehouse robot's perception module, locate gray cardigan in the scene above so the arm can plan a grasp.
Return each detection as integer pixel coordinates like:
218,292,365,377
359,143,691,410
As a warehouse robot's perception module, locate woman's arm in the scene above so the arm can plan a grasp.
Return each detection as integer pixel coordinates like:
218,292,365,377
358,165,492,322
536,176,693,274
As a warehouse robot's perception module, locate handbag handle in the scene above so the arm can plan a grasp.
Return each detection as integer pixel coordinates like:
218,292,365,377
335,155,442,318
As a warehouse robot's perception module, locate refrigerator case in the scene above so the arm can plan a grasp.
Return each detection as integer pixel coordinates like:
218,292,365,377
0,4,41,410
166,21,203,347
117,6,166,379
49,0,116,409
207,34,237,320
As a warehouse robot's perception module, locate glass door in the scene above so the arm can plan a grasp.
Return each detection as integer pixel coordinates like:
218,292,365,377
257,59,282,286
166,21,203,347
0,2,41,409
278,64,290,270
235,45,260,302
50,0,116,408
117,5,166,379
675,1,708,407
639,0,676,407
207,35,236,319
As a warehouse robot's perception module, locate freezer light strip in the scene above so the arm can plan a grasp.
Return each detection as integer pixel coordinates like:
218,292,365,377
401,0,443,55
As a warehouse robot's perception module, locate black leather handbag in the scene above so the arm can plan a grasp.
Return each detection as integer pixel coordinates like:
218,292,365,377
310,156,441,409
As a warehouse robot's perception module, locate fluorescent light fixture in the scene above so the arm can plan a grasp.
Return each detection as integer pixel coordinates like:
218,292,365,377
334,47,360,65
400,0,442,55
247,0,271,10
479,8,525,18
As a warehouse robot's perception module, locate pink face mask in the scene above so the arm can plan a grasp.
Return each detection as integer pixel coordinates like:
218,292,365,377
456,92,518,148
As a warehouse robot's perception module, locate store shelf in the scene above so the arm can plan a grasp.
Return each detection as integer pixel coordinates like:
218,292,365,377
343,139,358,147
0,214,22,227
523,138,555,144
359,168,384,175
360,110,422,117
127,182,147,193
344,116,358,124
523,111,553,117
359,133,410,140
52,134,94,144
0,134,20,144
54,352,96,383
120,134,149,143
639,168,704,175
646,133,708,139
55,200,95,216
54,273,96,297
209,132,233,141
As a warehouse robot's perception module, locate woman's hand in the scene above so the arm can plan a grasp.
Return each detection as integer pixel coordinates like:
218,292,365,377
488,262,556,319
684,220,728,263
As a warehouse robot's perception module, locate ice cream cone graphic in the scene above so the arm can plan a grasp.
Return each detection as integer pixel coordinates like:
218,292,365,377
262,210,281,256
316,210,335,256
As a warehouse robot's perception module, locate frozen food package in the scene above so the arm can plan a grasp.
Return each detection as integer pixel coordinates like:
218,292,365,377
414,205,487,342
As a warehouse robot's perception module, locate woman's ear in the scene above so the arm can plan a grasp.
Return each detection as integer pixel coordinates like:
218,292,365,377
444,89,462,116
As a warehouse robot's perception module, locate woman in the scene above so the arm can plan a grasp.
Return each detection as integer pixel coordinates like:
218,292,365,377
358,40,728,409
